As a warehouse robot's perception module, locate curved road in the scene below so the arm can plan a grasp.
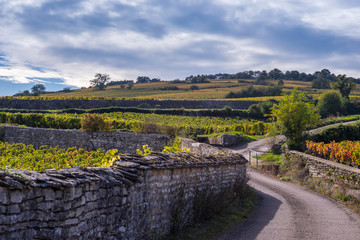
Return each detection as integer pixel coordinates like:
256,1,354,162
216,136,360,240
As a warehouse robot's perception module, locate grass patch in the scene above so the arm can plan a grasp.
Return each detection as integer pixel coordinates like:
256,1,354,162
163,186,257,240
259,152,283,164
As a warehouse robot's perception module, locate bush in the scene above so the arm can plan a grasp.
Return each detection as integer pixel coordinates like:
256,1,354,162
190,85,199,90
225,85,282,98
318,91,343,117
309,121,360,143
81,113,113,132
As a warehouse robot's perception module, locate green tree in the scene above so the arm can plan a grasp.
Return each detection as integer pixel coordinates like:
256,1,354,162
31,84,46,96
318,91,343,117
332,74,356,99
90,73,110,90
272,89,320,150
312,77,330,89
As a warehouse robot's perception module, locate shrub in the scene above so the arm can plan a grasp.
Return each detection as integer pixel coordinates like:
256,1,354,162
81,113,113,132
225,85,282,98
318,91,343,117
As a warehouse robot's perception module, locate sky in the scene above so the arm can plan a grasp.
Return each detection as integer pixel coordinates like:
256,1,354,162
0,0,359,96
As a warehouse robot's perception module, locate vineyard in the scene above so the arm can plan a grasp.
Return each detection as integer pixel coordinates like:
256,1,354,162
306,140,360,167
0,111,270,136
0,142,120,171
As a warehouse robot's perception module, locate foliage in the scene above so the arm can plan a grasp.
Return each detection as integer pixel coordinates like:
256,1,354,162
306,140,360,167
0,112,82,129
259,152,283,165
162,137,190,153
81,113,113,132
332,75,356,99
90,73,110,90
225,85,282,98
0,142,119,171
318,91,344,117
31,84,46,96
136,145,153,155
248,99,277,118
309,121,360,143
13,90,32,97
312,77,330,89
0,111,271,137
190,85,199,90
272,89,320,150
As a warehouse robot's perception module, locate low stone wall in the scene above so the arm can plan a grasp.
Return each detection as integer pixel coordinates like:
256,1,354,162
285,151,360,199
0,99,258,110
181,137,231,155
0,152,247,239
1,125,170,154
209,134,245,147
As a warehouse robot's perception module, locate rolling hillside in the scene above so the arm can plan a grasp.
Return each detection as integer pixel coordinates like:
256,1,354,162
42,79,360,100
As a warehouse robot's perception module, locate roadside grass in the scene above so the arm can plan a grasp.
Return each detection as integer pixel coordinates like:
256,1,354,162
259,152,283,165
163,186,257,240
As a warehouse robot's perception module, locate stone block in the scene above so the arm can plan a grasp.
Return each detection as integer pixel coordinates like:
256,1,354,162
0,186,9,204
10,190,23,203
8,204,20,214
44,188,56,201
65,218,79,226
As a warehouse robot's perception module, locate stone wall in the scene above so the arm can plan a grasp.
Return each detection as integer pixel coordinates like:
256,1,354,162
0,99,258,110
0,152,247,239
181,137,232,155
285,151,360,200
208,134,245,147
1,125,170,154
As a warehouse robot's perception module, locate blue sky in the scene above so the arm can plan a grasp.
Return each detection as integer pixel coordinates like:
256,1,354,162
0,0,359,96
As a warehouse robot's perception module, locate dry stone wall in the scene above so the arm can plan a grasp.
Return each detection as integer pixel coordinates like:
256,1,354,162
0,152,247,239
1,125,169,154
181,137,231,155
285,151,360,200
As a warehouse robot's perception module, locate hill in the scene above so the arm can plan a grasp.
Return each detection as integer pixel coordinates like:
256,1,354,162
42,79,360,100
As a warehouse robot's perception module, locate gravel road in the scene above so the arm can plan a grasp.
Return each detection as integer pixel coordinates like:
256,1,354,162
216,131,360,240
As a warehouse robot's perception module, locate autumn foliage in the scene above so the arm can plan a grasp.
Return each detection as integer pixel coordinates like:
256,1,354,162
306,140,360,167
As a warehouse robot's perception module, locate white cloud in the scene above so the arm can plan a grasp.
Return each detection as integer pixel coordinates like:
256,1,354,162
0,0,359,92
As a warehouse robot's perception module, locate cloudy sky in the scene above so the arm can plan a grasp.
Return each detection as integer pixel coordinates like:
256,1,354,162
0,0,359,96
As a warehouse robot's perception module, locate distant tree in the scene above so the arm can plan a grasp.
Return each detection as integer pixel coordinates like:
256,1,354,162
90,73,110,90
137,76,151,83
61,87,72,92
13,90,32,96
277,80,284,87
190,85,199,90
31,84,46,96
290,70,300,80
312,77,330,89
127,82,134,89
318,91,343,117
268,68,284,80
272,89,320,150
332,75,356,99
150,78,161,82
